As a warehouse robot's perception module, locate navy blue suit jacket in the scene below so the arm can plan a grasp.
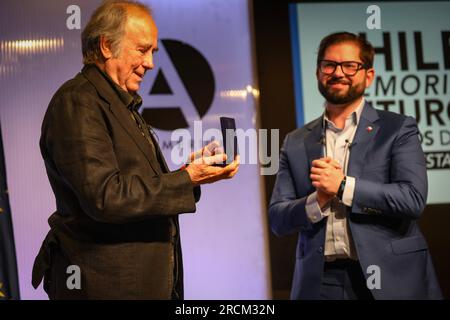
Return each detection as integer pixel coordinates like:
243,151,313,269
269,102,442,299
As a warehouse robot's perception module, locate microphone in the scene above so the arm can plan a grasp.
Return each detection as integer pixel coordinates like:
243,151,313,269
319,135,326,145
345,139,354,149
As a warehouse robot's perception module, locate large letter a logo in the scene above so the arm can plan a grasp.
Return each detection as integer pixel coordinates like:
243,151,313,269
141,39,215,131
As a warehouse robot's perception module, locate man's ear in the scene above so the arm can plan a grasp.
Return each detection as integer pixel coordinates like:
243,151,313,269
99,35,113,60
365,68,375,88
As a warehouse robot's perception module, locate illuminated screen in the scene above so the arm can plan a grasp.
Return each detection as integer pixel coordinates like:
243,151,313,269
289,1,450,204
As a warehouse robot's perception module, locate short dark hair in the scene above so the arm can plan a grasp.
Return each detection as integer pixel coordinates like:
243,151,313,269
316,32,375,68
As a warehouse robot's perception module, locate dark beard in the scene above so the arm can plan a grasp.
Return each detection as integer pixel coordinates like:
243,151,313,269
318,79,365,105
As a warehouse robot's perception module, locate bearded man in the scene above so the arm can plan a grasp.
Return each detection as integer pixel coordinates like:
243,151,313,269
269,32,442,300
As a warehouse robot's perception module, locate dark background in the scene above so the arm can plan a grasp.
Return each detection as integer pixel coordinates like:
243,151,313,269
252,0,450,299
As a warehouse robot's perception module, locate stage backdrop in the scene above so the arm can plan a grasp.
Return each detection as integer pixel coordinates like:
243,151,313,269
0,0,270,299
290,1,450,204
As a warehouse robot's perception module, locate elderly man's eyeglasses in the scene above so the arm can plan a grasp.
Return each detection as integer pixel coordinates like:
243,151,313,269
318,60,368,76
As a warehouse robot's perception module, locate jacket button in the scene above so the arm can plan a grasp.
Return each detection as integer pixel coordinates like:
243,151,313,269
317,246,323,253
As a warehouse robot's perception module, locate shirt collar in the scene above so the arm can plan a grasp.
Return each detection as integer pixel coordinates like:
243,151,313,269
322,97,365,130
94,64,143,112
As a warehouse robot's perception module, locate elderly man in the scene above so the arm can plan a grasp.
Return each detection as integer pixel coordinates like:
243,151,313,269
269,32,442,299
32,0,238,299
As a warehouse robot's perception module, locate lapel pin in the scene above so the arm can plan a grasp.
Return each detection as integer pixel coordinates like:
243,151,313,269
367,126,373,132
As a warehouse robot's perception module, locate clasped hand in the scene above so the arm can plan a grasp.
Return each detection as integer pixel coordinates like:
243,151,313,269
310,157,344,208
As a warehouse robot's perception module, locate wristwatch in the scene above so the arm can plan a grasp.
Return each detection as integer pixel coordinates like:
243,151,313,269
336,176,347,201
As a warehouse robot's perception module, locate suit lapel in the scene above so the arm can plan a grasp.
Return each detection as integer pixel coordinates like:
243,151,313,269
304,117,325,170
81,65,162,174
110,101,163,174
347,102,380,177
150,134,170,173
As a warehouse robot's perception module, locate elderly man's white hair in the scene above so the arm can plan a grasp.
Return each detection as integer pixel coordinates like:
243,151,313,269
81,0,153,65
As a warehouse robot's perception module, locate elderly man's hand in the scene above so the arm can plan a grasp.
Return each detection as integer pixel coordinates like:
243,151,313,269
188,140,224,163
310,156,344,197
185,141,240,186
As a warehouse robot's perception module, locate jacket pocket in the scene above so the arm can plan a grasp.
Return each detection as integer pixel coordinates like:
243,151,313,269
391,236,428,255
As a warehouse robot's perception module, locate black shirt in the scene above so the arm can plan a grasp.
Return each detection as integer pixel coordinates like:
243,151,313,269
94,64,157,155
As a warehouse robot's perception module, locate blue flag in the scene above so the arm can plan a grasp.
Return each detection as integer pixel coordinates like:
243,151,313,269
0,121,20,300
